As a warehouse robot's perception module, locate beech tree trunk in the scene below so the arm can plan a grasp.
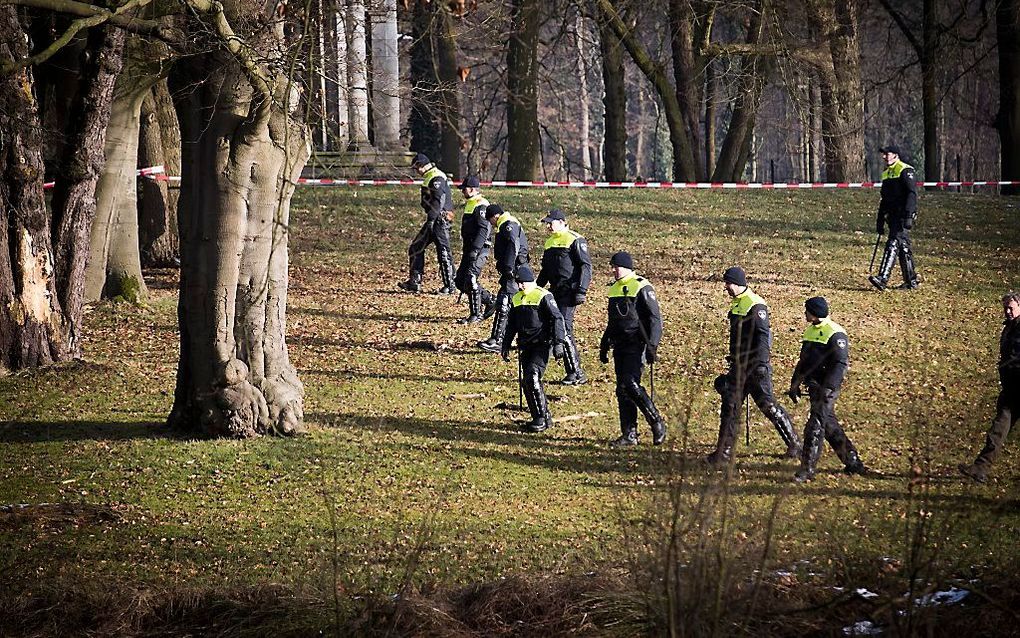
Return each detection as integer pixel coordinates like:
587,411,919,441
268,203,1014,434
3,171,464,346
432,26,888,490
575,9,593,180
506,0,540,180
998,0,1020,195
0,9,123,371
669,0,712,181
138,79,181,267
169,44,310,438
435,3,461,175
597,0,627,181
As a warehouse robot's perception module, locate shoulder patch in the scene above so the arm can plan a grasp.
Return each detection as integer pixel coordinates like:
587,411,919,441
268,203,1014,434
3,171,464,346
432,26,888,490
757,309,767,320
647,290,656,301
836,339,847,349
580,242,587,253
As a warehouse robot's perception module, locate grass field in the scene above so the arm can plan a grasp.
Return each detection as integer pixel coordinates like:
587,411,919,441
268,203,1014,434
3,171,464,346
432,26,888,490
2,186,1020,635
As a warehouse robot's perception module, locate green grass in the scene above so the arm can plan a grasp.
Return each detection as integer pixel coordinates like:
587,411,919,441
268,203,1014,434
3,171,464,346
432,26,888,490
2,187,1019,633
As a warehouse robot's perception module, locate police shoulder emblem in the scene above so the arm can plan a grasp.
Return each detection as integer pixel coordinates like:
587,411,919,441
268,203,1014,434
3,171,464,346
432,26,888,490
757,309,767,319
837,339,847,349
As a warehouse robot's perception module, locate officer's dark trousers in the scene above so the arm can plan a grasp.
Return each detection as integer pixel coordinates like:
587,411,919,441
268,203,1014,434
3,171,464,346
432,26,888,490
455,249,488,293
519,344,550,423
972,386,1020,470
555,298,583,360
486,276,519,344
876,220,917,286
717,363,798,452
802,386,859,468
613,342,656,432
408,218,453,277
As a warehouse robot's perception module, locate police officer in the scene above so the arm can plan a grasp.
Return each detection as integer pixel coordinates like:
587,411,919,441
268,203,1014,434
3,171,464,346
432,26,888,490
958,291,1020,483
599,251,666,447
787,297,867,482
869,144,919,291
398,153,456,294
537,209,592,385
454,176,496,323
706,266,800,466
478,204,530,353
501,265,566,433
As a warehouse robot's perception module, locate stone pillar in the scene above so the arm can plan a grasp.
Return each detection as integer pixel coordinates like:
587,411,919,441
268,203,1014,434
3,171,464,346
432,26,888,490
370,0,400,149
324,0,348,150
346,0,371,150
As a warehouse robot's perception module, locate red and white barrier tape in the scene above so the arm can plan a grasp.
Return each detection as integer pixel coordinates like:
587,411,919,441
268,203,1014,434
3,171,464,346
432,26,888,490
43,165,1020,189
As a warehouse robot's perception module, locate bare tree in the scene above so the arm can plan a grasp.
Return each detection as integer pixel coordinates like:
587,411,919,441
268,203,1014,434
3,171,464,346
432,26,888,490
998,0,1020,194
506,0,541,179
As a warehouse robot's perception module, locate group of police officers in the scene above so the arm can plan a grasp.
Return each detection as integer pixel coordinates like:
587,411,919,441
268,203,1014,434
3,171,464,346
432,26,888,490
395,149,1020,484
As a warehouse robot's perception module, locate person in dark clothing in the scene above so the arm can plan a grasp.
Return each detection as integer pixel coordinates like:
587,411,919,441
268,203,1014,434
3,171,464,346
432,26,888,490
478,204,530,353
869,144,919,291
537,209,592,385
599,251,666,447
787,297,867,482
501,265,566,433
706,266,801,466
453,176,496,324
959,292,1020,483
398,153,456,294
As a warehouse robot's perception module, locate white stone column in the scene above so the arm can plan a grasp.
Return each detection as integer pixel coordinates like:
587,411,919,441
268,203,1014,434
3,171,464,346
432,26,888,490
332,0,349,149
370,0,400,149
346,0,371,149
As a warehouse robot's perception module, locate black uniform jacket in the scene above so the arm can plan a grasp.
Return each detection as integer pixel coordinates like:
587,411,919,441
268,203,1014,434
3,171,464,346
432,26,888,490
461,196,491,255
878,160,918,227
999,318,1020,389
492,213,530,278
503,287,566,354
420,169,453,222
536,229,593,299
791,318,849,392
600,273,662,351
727,288,772,372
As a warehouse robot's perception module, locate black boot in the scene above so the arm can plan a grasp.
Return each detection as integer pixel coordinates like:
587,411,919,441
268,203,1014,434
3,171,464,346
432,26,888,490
842,449,868,476
611,423,639,447
398,271,423,293
794,421,824,482
765,403,801,458
458,289,484,324
436,250,456,295
520,371,551,433
897,245,918,289
868,239,898,291
561,337,588,385
624,380,666,445
481,290,497,319
478,294,509,352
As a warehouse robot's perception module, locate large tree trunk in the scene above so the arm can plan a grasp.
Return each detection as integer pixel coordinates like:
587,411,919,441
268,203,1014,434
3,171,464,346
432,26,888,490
435,3,461,175
669,0,713,180
169,48,310,438
920,0,938,180
998,0,1020,195
805,0,866,182
597,0,627,180
0,9,123,371
409,0,441,161
506,0,540,180
138,79,181,267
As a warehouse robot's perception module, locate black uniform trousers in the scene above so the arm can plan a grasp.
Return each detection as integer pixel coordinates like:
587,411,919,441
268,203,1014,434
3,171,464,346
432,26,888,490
878,219,917,285
557,298,577,339
455,249,491,296
408,218,453,276
718,363,787,443
613,342,648,427
972,385,1020,470
803,386,859,466
520,344,551,421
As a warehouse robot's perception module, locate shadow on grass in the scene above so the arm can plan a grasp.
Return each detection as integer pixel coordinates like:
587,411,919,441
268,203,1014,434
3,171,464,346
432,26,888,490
301,368,505,384
291,306,458,324
0,420,173,443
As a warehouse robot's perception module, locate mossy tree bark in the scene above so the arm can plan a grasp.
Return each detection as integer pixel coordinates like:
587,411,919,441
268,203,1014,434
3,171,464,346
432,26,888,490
0,9,123,371
596,0,627,181
506,0,540,180
167,0,310,438
138,79,181,267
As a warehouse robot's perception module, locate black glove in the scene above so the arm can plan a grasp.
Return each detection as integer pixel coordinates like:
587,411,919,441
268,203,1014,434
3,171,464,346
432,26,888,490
501,350,511,362
875,219,884,234
599,348,610,364
714,374,730,395
572,293,587,306
644,345,657,364
468,249,479,261
553,343,566,360
823,386,837,401
904,213,916,230
786,386,800,404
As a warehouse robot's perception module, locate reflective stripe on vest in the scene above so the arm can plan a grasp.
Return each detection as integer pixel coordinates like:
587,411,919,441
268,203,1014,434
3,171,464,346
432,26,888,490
422,166,448,188
544,229,581,250
881,160,913,181
496,212,520,231
802,317,846,344
608,273,650,298
729,289,767,317
464,195,489,216
513,286,550,307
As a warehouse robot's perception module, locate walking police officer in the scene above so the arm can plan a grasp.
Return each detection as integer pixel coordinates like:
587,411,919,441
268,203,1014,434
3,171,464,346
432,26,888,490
707,267,800,466
501,265,566,433
599,251,666,447
959,291,1020,483
787,297,867,482
479,204,530,353
398,153,457,294
537,209,592,385
454,176,496,323
869,144,919,291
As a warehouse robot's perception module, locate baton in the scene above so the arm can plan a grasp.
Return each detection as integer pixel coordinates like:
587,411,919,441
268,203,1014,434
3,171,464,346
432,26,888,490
745,395,750,446
868,233,882,273
518,356,524,409
650,363,655,402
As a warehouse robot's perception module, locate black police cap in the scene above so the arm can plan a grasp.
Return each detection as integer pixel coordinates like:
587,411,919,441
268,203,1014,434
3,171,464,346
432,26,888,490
879,144,901,156
411,152,431,167
460,175,480,189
